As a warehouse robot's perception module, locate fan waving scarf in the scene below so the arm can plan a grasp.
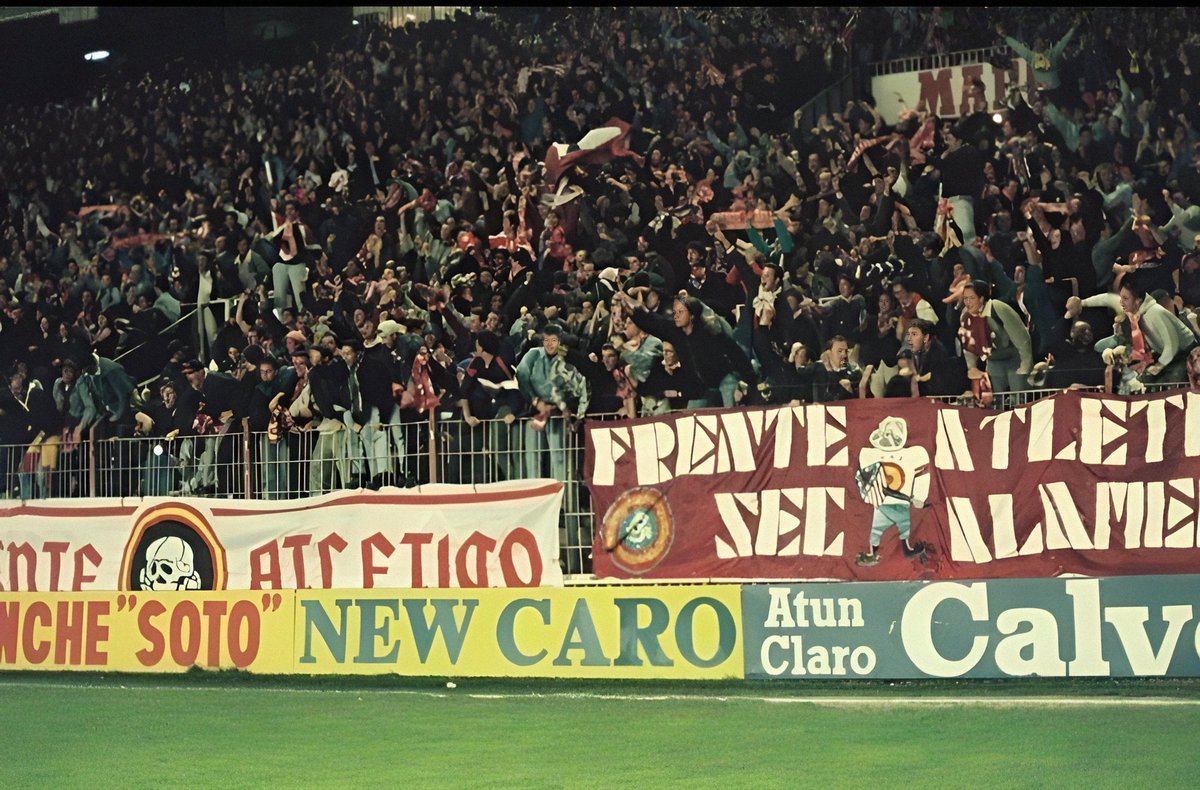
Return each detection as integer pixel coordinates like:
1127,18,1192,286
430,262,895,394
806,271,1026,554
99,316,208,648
544,118,644,183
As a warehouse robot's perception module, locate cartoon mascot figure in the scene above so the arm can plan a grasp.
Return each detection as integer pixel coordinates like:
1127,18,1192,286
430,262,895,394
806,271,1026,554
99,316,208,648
854,416,930,566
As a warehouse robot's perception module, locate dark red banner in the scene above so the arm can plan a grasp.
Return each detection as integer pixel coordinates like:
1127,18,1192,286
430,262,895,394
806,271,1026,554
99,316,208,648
585,391,1200,580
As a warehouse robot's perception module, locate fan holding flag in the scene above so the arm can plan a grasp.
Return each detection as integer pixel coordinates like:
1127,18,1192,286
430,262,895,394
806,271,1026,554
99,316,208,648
543,117,645,185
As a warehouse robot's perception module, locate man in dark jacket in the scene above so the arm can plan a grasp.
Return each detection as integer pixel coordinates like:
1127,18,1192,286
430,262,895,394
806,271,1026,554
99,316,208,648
886,319,969,396
341,338,398,488
619,292,755,408
934,124,985,243
306,345,352,494
134,380,192,496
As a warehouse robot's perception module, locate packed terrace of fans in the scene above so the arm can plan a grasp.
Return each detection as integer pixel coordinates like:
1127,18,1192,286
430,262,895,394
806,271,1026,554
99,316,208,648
1,7,1199,500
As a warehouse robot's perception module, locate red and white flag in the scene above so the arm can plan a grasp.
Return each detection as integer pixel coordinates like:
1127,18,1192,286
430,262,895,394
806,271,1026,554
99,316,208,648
543,117,644,184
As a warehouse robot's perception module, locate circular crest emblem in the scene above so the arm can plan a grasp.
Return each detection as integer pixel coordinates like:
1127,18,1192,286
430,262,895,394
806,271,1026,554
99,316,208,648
600,487,674,575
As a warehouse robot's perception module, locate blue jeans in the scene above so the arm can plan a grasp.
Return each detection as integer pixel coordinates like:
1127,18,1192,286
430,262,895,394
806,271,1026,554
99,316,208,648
987,355,1024,393
141,447,175,497
261,437,289,499
870,503,912,546
523,416,567,480
686,372,741,409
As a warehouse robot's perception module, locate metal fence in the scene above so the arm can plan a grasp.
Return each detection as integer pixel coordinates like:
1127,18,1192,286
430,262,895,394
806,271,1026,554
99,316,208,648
926,385,1105,410
2,385,1192,577
870,46,1010,77
794,70,859,134
0,414,599,576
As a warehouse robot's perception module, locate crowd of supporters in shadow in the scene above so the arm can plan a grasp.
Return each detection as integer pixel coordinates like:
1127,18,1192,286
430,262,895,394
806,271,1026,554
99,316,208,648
1,7,1200,503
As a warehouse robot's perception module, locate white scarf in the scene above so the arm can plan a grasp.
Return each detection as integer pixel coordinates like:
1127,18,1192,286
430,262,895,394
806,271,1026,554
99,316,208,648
753,285,779,327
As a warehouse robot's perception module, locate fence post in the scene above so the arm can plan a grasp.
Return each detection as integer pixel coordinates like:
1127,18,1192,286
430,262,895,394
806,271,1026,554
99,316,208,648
87,426,98,498
242,418,253,500
427,410,438,484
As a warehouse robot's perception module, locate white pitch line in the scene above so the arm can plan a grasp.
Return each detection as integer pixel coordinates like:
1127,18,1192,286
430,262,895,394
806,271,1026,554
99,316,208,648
0,680,1198,706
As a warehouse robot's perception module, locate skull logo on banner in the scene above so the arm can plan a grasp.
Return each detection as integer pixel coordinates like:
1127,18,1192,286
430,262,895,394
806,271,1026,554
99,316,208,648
138,536,202,591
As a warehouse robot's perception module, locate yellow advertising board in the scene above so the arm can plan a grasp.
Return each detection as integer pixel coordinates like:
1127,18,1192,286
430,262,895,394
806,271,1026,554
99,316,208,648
0,591,295,674
0,587,743,679
294,586,743,678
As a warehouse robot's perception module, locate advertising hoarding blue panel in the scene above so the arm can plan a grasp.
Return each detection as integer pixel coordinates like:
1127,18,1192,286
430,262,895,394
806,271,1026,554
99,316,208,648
743,575,1200,679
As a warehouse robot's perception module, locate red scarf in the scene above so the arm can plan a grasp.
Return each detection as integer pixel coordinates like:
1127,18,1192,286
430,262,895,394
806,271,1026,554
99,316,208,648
408,357,441,414
899,293,925,322
1128,313,1150,372
958,312,992,362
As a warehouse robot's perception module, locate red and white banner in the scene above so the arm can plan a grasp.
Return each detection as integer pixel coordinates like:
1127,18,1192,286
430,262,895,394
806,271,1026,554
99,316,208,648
544,117,643,183
586,392,1200,581
0,481,564,591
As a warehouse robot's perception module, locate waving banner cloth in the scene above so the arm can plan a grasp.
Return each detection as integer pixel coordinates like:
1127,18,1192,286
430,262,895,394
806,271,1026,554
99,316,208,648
544,117,644,183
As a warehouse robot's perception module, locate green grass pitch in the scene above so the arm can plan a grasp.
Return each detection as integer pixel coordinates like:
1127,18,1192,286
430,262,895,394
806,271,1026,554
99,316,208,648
4,674,1200,788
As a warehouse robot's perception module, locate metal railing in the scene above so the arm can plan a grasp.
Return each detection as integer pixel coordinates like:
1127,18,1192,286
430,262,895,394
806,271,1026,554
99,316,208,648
2,385,1192,578
794,70,859,134
926,385,1104,410
870,46,1011,77
0,414,597,575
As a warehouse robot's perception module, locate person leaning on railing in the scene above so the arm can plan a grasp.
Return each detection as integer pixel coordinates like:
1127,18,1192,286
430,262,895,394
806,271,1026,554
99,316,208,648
133,379,192,496
1031,319,1105,389
615,313,664,417
0,369,58,499
303,344,353,495
617,291,755,410
812,335,867,402
885,319,968,397
959,280,1034,393
253,353,295,499
514,324,582,480
447,330,524,484
765,342,818,405
1068,280,1200,384
460,330,522,427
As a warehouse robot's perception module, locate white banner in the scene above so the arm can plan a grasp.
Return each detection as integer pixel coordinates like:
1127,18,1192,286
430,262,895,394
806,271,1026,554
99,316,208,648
871,59,1033,124
0,481,564,591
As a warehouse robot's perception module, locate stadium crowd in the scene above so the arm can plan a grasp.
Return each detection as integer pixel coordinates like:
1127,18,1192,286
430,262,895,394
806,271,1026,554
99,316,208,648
2,6,1200,502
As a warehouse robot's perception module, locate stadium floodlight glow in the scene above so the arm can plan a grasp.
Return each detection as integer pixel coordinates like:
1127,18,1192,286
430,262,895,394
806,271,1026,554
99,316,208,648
84,50,110,62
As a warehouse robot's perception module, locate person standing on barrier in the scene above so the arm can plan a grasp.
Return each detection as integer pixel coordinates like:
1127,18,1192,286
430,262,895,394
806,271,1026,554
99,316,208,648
78,354,136,438
267,200,317,316
932,124,983,245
